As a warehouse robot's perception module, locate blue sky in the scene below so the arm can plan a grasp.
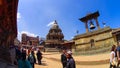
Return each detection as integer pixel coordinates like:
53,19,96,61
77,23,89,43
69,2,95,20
17,0,120,41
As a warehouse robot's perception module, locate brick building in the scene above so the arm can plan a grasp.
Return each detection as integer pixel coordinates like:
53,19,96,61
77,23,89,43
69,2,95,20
21,33,39,46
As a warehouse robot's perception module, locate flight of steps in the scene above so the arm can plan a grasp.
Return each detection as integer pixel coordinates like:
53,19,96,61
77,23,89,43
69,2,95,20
45,48,60,52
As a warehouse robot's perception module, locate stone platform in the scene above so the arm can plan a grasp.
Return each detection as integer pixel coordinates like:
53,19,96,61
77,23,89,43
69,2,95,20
45,48,60,52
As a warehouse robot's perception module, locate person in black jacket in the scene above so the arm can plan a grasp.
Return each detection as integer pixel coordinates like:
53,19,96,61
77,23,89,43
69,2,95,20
61,49,67,68
66,51,76,68
36,50,42,65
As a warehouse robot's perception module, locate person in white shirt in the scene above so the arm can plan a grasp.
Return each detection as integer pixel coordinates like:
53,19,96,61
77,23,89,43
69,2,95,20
110,45,116,68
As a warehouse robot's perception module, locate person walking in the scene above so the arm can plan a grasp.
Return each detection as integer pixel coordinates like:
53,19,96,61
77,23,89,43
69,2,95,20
61,49,67,68
110,45,116,68
117,40,120,67
36,50,42,65
66,51,76,68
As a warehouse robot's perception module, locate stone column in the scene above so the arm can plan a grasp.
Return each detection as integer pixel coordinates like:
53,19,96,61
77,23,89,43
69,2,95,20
84,21,89,32
94,18,100,29
0,43,11,63
0,0,2,5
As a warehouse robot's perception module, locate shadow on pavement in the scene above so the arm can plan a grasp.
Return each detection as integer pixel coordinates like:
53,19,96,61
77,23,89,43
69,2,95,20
36,61,48,66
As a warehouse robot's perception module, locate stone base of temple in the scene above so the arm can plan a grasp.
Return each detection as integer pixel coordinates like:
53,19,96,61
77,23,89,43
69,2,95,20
45,48,60,52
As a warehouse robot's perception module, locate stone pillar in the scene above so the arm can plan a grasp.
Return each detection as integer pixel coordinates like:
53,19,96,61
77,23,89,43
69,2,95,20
0,0,2,5
84,21,89,32
0,44,11,63
94,18,100,29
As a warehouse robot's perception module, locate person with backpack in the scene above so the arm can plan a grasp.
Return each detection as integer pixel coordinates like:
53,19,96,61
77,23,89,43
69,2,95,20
28,50,36,68
18,49,32,68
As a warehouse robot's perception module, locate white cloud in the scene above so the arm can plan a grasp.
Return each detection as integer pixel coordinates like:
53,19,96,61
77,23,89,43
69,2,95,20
17,12,36,41
71,36,74,39
17,31,38,41
46,21,55,27
17,12,28,30
21,31,37,37
17,31,22,41
17,12,21,22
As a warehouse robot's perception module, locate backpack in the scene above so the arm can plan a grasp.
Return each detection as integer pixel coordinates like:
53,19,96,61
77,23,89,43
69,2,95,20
28,54,34,63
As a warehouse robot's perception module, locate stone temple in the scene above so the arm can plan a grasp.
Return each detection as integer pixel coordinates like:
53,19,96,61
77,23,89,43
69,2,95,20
73,11,120,54
45,20,64,50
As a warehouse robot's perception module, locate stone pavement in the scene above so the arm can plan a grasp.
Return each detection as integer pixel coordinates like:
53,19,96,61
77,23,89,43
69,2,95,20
35,52,110,68
0,52,110,68
35,58,62,68
42,52,110,65
35,55,110,68
0,61,17,68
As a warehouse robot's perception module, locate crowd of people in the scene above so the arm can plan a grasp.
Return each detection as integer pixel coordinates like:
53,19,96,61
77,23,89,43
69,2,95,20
9,44,76,68
9,41,120,68
8,43,77,68
9,46,43,68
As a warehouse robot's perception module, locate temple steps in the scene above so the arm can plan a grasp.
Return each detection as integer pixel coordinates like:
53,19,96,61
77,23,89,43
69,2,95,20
45,48,60,52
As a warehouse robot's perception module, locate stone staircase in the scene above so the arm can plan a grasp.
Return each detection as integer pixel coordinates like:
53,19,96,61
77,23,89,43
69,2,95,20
45,48,60,52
